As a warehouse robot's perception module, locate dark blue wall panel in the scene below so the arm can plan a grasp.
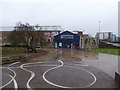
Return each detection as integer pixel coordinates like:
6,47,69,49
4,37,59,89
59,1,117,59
54,31,80,48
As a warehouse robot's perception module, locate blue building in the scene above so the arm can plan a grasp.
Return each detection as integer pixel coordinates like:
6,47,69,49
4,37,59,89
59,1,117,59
54,31,80,48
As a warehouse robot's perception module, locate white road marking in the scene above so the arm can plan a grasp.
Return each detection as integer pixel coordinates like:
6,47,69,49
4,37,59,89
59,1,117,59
8,74,18,89
42,60,97,88
20,64,35,90
20,61,60,89
21,61,56,66
7,62,19,90
1,61,60,89
0,74,13,89
22,64,59,68
0,62,19,89
0,64,59,69
0,67,7,69
66,65,97,88
0,61,59,69
65,63,89,67
43,60,72,88
2,60,97,89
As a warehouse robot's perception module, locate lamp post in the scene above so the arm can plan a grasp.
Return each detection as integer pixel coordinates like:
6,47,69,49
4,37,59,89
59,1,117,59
98,21,101,48
99,21,101,34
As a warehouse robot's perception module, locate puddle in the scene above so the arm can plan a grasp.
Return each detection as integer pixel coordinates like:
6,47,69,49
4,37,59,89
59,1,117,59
31,48,119,78
53,48,118,78
83,53,118,78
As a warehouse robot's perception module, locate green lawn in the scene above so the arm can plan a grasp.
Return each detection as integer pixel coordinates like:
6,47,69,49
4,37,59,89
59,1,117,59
91,48,120,55
2,54,28,58
1,47,29,58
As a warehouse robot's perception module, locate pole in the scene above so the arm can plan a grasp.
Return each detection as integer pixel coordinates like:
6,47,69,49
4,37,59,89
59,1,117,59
98,21,101,48
99,21,101,34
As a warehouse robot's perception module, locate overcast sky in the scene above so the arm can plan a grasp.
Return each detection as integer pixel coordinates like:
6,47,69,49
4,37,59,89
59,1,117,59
0,0,119,36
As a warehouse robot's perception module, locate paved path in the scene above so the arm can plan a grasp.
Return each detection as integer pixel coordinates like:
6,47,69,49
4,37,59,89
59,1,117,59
1,60,118,89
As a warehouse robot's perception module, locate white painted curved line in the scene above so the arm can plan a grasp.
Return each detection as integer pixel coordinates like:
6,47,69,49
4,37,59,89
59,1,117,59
0,74,18,89
20,63,35,89
66,65,97,88
0,66,20,69
0,64,60,69
7,62,19,89
23,64,59,68
43,60,97,88
8,74,18,89
19,61,61,89
21,61,55,66
43,60,72,88
20,61,58,89
65,63,89,67
0,74,13,89
0,62,19,89
0,67,7,69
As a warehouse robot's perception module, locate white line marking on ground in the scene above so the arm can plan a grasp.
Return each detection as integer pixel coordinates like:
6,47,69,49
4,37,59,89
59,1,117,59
19,61,60,89
1,61,60,69
0,74,13,89
43,60,72,88
8,74,18,89
1,74,18,89
19,61,54,89
65,63,89,67
0,65,59,69
7,62,19,90
20,61,54,89
65,65,97,88
21,61,55,66
20,64,35,90
42,60,97,88
19,61,61,89
0,62,19,89
1,60,96,88
22,64,59,68
0,67,7,69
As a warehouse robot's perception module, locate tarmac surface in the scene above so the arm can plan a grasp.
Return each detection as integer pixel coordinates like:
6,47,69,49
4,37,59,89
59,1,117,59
0,59,118,89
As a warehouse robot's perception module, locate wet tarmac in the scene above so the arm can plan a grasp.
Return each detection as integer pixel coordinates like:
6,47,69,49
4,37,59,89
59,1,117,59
0,48,119,89
30,48,119,78
1,60,118,89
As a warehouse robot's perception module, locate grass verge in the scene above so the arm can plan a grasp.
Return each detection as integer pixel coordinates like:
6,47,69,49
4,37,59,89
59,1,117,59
2,54,29,58
1,47,28,58
91,48,120,55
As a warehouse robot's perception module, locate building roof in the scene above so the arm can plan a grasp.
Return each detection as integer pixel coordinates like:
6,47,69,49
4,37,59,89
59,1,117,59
54,31,80,43
34,26,63,31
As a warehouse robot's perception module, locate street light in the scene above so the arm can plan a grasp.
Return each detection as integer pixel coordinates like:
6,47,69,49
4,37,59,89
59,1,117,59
99,21,101,35
98,21,101,48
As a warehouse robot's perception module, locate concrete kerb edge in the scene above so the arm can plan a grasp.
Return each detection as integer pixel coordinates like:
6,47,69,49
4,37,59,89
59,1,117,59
2,55,29,65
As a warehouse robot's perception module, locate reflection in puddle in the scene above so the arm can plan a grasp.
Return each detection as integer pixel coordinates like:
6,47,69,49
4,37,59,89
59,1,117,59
84,53,118,78
54,48,118,78
54,48,99,60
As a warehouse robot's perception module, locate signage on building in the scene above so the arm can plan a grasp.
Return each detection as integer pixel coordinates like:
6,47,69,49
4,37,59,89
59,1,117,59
61,35,74,39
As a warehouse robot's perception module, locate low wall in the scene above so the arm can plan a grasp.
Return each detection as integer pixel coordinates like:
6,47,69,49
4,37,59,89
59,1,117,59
2,55,29,64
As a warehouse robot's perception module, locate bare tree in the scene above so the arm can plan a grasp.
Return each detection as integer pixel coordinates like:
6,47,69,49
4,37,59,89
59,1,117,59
34,25,46,47
9,22,45,53
8,30,20,49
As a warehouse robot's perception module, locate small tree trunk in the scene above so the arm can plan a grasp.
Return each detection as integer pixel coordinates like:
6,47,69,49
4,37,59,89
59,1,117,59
31,43,37,53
